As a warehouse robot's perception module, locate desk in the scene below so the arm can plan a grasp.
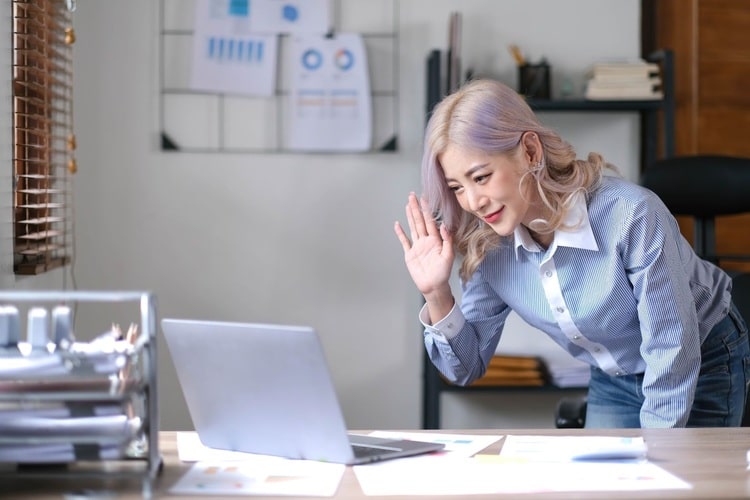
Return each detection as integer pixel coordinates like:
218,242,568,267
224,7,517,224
2,428,750,499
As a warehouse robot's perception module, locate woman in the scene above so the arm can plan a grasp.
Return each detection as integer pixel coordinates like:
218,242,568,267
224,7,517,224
394,78,750,428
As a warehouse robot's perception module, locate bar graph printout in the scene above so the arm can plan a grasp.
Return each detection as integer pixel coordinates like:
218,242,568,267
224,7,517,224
190,0,278,96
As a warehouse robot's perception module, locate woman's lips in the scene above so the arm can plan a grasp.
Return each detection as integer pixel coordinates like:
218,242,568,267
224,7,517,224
483,208,503,224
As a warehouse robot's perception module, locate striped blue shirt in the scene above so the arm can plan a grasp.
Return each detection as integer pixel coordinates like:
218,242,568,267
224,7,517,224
421,175,732,427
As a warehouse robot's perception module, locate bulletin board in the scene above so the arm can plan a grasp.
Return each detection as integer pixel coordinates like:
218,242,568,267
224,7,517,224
158,0,399,154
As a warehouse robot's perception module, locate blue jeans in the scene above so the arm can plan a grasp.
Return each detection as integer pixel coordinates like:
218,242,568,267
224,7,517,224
585,302,750,428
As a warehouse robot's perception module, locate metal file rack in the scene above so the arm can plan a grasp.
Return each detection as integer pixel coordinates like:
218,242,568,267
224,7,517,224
0,290,162,497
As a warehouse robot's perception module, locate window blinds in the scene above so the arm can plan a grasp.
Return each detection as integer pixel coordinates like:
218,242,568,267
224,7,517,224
12,0,75,275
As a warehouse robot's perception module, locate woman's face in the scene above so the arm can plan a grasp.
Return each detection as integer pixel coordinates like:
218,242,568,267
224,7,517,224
440,137,544,238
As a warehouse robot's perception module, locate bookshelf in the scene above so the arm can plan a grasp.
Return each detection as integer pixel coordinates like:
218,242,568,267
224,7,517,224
421,50,675,430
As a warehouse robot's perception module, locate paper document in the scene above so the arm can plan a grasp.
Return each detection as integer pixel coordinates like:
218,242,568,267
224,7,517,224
190,0,278,96
172,432,344,496
287,34,372,152
249,0,330,34
171,460,345,497
499,435,648,462
353,433,690,496
0,443,123,463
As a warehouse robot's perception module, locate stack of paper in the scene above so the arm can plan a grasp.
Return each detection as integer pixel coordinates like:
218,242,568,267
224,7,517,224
545,357,591,388
584,60,663,101
0,402,143,463
0,325,147,464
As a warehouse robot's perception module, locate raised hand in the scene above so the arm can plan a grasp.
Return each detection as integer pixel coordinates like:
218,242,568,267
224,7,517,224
393,192,455,301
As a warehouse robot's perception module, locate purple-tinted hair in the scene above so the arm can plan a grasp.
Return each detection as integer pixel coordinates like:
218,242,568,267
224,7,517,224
421,79,553,232
420,79,607,280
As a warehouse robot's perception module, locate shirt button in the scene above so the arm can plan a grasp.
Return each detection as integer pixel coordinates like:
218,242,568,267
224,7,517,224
594,347,601,352
573,335,580,340
556,307,564,313
545,270,553,278
615,371,622,376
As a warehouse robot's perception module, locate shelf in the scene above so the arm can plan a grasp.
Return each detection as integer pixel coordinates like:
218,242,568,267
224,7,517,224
525,98,664,112
436,382,587,394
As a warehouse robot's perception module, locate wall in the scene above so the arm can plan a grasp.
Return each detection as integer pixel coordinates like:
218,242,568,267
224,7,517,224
3,0,641,431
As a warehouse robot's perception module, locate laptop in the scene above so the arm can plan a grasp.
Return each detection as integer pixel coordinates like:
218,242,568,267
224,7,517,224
161,318,445,464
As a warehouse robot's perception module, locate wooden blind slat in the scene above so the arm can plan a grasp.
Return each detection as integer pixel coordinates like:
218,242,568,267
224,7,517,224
12,0,74,275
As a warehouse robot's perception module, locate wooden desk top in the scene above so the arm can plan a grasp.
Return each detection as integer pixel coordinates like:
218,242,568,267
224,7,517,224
3,428,750,499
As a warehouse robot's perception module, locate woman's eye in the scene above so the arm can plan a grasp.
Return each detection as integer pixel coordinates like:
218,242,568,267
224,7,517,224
474,174,489,183
448,185,463,193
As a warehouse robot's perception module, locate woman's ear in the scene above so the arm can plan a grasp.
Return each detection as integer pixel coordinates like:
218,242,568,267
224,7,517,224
521,132,543,164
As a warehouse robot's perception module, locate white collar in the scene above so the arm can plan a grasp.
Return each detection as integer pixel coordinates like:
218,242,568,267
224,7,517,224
513,192,599,257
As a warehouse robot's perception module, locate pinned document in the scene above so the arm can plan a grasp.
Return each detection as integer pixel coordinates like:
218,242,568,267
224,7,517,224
189,0,278,96
286,34,372,152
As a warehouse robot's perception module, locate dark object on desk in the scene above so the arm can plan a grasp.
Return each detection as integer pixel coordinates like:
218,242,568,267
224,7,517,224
555,155,750,429
518,62,551,99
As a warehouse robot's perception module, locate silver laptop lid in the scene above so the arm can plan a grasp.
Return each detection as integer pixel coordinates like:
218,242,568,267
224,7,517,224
162,318,356,463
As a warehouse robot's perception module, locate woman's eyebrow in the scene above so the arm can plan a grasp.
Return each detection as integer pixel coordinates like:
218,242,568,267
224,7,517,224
444,163,489,183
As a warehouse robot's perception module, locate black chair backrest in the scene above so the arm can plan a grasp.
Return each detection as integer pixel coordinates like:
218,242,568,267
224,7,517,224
640,155,750,262
640,155,750,218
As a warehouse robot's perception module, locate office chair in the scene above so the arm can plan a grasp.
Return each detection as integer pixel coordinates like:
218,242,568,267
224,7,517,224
555,155,750,428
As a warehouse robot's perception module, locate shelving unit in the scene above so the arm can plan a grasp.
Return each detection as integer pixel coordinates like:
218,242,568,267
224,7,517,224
529,49,674,172
0,291,162,497
421,50,675,429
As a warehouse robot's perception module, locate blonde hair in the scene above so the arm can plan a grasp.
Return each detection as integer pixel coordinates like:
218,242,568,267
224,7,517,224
421,79,615,281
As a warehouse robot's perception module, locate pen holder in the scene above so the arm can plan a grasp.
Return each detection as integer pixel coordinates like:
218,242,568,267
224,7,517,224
518,63,551,100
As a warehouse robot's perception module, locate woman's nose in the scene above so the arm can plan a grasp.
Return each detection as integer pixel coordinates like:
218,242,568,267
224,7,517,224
465,188,487,212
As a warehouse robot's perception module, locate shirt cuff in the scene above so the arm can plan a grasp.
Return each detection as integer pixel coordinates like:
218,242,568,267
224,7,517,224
419,302,465,340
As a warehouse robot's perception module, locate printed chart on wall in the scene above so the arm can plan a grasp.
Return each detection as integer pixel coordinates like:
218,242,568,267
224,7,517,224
189,0,331,96
159,0,395,153
287,34,373,152
190,0,271,96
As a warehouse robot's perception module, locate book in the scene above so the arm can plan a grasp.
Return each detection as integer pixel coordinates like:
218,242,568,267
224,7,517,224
588,75,661,88
486,354,543,370
585,72,662,101
587,60,659,79
438,354,550,387
585,85,663,101
469,376,545,387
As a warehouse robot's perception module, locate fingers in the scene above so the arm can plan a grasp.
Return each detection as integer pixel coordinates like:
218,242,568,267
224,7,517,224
405,192,427,239
440,224,455,258
405,192,441,239
393,221,412,252
420,195,440,237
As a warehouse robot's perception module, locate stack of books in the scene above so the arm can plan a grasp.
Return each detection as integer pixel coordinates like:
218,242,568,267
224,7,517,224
584,59,663,101
467,355,548,387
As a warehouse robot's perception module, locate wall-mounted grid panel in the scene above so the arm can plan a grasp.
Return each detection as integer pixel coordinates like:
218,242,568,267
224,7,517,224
158,0,399,154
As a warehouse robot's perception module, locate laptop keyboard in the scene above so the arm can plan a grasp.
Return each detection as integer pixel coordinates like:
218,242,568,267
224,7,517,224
351,444,392,459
